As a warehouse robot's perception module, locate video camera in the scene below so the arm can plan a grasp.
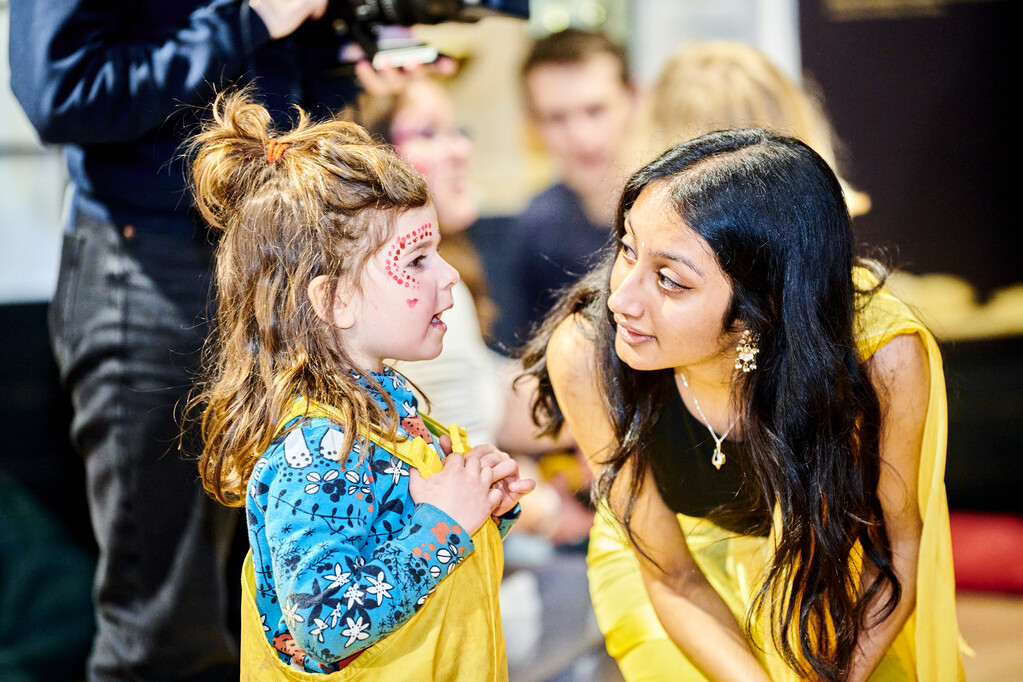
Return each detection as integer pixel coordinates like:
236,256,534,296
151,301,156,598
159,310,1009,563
328,0,530,67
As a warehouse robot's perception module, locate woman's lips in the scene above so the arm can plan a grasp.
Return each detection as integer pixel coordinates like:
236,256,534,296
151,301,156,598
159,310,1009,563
616,322,654,344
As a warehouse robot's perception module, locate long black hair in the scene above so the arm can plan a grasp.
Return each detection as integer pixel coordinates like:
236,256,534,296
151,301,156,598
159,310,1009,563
523,129,897,680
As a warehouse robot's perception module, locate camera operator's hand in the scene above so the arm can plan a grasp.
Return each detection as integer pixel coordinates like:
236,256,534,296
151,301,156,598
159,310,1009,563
250,0,328,40
355,57,458,95
342,43,459,97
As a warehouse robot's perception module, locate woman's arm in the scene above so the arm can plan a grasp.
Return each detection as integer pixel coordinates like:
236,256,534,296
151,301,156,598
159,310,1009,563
848,332,929,680
545,316,770,681
544,316,616,474
627,471,771,682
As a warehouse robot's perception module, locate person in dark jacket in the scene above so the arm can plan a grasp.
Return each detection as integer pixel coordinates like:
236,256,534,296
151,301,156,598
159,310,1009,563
488,28,638,353
6,1,364,679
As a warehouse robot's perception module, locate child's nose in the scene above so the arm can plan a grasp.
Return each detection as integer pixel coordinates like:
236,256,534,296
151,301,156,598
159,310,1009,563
439,256,460,288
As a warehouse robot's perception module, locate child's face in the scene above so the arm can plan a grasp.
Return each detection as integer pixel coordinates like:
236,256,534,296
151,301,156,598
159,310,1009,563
340,204,459,372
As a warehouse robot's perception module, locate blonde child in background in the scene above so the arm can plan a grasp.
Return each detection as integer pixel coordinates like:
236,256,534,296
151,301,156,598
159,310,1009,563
187,90,533,679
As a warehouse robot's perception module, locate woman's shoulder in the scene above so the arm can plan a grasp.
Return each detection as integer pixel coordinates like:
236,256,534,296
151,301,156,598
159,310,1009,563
854,266,934,416
853,265,935,361
546,314,609,422
546,313,600,383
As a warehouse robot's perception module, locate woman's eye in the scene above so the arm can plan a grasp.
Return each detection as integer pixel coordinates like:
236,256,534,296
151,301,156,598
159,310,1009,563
415,126,438,141
618,239,636,259
658,271,687,292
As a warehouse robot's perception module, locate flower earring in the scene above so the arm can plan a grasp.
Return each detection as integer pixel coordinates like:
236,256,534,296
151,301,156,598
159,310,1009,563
735,329,760,372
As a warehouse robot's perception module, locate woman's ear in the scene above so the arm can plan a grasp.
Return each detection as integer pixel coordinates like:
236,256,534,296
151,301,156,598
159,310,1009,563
308,275,356,330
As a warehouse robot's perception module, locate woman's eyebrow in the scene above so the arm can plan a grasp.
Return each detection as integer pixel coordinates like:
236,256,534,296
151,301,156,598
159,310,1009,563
650,247,704,278
624,215,705,279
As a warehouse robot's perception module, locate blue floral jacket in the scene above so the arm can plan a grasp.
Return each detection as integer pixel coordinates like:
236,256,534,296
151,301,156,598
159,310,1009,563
246,368,518,672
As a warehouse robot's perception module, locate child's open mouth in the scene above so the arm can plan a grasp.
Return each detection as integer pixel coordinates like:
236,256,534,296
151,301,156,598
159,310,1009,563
431,312,446,330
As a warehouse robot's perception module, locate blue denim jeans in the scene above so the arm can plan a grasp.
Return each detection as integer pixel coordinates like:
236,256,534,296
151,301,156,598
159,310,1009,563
50,197,241,680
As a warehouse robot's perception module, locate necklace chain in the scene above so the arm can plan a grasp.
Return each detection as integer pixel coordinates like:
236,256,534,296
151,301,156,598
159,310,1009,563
678,370,738,470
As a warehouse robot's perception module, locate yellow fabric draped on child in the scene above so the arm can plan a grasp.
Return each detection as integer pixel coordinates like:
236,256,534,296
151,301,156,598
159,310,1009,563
240,398,507,681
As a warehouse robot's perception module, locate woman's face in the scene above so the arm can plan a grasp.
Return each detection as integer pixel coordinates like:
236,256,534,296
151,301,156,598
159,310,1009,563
391,80,477,234
607,181,739,376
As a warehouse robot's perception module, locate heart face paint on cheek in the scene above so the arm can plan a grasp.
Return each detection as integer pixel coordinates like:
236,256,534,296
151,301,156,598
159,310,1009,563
406,298,419,308
384,223,435,289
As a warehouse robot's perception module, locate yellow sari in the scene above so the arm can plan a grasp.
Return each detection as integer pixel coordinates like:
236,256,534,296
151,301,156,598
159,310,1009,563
587,270,965,680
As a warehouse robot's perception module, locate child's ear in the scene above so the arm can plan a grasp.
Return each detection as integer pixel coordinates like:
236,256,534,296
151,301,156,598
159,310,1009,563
308,275,356,330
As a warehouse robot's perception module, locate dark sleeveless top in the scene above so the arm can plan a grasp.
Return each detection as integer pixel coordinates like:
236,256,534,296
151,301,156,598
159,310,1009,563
645,385,771,536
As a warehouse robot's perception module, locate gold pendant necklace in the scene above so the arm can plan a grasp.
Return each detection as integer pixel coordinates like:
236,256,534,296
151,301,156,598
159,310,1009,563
678,370,738,470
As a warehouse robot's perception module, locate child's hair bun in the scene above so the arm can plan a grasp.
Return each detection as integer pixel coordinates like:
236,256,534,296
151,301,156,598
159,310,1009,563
188,88,398,235
187,89,289,232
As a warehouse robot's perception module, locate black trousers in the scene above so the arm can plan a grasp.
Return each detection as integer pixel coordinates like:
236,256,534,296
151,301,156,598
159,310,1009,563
49,196,241,681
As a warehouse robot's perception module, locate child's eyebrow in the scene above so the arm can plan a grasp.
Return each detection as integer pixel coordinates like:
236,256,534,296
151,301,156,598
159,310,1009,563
403,240,430,257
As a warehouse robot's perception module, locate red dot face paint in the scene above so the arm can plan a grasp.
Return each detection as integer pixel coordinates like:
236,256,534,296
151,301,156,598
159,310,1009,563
384,222,434,290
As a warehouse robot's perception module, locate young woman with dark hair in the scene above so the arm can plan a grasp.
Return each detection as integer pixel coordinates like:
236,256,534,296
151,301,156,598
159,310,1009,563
523,129,963,681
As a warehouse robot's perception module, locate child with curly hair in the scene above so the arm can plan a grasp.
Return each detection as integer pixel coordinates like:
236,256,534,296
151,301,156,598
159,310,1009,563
187,90,533,679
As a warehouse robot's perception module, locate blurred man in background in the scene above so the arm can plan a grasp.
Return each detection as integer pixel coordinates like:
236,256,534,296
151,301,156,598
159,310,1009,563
489,28,638,352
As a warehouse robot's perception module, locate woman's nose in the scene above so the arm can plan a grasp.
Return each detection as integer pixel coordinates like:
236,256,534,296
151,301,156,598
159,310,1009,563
447,129,473,164
607,267,643,318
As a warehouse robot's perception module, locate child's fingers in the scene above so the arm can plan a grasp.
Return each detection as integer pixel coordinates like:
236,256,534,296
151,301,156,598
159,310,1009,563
480,462,495,488
487,488,504,512
508,478,537,495
438,433,453,456
407,467,425,498
492,478,511,496
461,453,495,487
467,443,501,461
487,458,518,481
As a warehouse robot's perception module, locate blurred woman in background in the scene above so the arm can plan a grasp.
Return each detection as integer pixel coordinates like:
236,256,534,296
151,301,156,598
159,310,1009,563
360,75,614,681
646,40,870,217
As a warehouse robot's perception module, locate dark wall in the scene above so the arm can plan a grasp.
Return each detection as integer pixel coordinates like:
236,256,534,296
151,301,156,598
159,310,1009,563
942,337,1023,513
800,0,1023,513
1,302,95,554
800,0,1022,297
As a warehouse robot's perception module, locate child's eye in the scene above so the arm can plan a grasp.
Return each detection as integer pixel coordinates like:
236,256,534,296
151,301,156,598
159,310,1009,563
408,254,427,269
